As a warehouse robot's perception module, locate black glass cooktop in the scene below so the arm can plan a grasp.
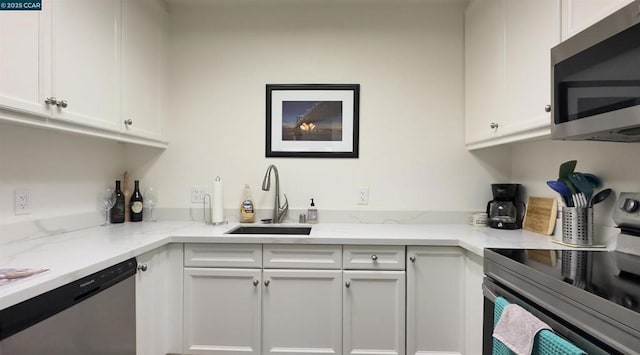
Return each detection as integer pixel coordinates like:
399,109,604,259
486,248,640,316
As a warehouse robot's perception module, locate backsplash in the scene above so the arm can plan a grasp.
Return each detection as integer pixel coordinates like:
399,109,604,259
0,123,126,226
511,139,640,227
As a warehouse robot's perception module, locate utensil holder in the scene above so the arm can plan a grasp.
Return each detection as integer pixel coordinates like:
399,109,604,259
562,207,594,246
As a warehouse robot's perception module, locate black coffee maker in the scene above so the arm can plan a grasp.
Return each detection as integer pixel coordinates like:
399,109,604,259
486,184,525,230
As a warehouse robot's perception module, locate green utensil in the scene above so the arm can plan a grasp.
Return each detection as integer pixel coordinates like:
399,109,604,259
559,160,577,194
569,172,593,202
582,173,602,188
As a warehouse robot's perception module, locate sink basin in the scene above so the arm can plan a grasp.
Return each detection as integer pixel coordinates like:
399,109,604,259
226,226,312,235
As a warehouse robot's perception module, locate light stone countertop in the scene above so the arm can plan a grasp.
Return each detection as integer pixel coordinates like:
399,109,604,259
0,221,616,310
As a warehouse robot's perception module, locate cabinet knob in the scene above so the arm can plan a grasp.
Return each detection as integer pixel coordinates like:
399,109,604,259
45,97,58,105
409,256,416,263
56,100,68,108
253,279,259,286
264,280,270,287
137,264,148,272
371,255,378,261
545,105,551,113
345,281,351,288
490,122,499,129
124,119,133,126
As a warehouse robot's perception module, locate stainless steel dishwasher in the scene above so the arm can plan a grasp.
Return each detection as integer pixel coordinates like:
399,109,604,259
0,258,137,355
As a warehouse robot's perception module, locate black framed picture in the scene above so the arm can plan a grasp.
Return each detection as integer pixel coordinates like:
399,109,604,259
266,84,360,158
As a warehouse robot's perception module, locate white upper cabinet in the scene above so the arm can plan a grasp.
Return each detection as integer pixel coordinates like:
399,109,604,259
562,0,634,40
0,0,167,147
504,0,561,135
465,0,561,150
0,2,50,117
121,0,166,141
51,0,121,131
464,0,506,145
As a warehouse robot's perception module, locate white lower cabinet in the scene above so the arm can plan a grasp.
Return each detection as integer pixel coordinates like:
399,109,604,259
464,252,485,355
262,269,343,354
183,268,262,354
182,244,342,355
407,246,465,355
136,243,183,355
343,270,405,355
180,243,482,355
182,244,263,355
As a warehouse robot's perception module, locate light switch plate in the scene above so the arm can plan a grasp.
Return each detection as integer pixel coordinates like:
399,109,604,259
191,185,210,203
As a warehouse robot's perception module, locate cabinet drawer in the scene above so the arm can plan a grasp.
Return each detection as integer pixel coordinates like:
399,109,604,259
343,245,405,270
184,243,262,268
263,244,342,269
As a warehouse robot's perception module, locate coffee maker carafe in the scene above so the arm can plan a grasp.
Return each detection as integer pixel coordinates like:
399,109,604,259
486,184,524,229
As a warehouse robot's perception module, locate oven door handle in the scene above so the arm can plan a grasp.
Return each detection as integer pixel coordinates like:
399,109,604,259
483,283,499,302
483,277,615,355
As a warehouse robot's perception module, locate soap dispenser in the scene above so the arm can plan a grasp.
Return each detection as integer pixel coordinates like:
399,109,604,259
308,198,318,224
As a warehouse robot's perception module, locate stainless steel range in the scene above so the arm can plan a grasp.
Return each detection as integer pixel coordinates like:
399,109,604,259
482,192,640,354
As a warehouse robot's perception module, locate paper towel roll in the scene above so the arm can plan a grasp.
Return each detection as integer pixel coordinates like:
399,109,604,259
211,176,224,223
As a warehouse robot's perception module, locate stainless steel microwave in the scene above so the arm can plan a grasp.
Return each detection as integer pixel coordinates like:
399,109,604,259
551,0,640,142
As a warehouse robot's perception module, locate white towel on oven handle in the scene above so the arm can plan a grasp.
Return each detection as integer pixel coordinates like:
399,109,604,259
493,303,552,355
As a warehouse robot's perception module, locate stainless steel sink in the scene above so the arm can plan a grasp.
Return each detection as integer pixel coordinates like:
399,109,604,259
226,226,312,235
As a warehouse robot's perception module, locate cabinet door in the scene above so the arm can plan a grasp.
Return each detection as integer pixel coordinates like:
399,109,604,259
562,0,634,40
121,0,165,140
262,269,342,355
504,0,560,136
50,0,120,131
343,271,405,355
183,268,262,355
464,252,485,355
464,0,506,145
136,244,184,355
406,247,464,355
0,1,50,117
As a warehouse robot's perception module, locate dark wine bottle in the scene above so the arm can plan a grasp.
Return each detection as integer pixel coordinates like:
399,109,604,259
130,180,144,222
110,180,125,224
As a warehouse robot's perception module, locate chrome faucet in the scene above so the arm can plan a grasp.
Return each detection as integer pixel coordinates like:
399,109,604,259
262,164,289,223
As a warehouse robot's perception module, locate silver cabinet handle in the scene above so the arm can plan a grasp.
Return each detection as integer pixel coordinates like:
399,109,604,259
371,255,378,261
56,100,68,108
124,119,133,126
137,264,148,272
409,256,416,263
264,280,270,287
545,105,551,112
253,279,259,286
490,122,499,129
45,97,58,105
345,281,350,288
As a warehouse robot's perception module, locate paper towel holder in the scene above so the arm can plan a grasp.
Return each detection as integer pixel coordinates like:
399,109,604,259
203,194,228,226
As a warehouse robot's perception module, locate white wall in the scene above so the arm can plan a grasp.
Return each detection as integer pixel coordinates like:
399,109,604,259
510,139,640,226
1,0,512,229
0,122,126,225
126,0,511,218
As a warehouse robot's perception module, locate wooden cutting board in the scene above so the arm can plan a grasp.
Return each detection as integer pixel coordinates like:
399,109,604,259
523,197,558,235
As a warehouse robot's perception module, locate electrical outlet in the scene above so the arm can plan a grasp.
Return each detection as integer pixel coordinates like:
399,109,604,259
191,185,210,203
14,189,31,215
358,187,369,205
